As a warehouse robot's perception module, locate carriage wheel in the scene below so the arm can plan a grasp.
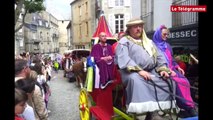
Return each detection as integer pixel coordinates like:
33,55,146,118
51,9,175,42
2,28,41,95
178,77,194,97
79,89,91,120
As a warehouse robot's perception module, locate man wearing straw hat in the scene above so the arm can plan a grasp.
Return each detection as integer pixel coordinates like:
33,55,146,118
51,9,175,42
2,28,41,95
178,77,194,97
115,18,176,120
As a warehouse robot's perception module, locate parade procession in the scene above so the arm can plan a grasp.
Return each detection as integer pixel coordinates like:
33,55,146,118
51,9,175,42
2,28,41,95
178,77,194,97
15,0,199,120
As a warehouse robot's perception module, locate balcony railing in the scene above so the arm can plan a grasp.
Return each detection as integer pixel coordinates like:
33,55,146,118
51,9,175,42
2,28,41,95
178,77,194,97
172,0,198,27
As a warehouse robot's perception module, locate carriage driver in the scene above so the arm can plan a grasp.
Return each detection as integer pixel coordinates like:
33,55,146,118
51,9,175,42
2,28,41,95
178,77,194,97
115,18,176,120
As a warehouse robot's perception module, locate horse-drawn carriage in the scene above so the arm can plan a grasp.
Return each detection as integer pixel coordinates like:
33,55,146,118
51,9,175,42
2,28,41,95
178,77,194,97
62,49,90,83
78,15,198,120
78,56,199,120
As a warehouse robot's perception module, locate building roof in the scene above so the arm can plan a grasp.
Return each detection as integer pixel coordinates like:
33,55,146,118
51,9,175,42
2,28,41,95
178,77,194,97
24,23,37,31
66,21,72,29
31,13,49,27
70,0,78,5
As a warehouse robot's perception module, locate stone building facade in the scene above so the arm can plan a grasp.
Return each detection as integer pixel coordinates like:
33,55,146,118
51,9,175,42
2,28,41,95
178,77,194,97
100,0,132,35
15,7,25,55
70,0,96,49
24,11,59,54
66,21,73,50
58,20,70,54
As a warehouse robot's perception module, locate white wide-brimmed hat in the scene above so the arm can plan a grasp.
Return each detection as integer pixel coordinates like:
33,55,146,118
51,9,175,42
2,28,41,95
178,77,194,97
126,18,144,27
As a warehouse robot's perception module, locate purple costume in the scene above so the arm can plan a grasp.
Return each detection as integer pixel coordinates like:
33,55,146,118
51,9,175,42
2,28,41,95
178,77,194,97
153,25,195,110
90,43,114,88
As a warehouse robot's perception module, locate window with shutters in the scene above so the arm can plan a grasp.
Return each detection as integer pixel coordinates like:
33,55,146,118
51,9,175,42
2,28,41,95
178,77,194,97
115,0,124,6
115,14,124,33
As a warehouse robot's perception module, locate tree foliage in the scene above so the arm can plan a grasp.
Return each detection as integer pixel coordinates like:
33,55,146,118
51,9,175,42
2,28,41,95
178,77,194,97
15,0,46,32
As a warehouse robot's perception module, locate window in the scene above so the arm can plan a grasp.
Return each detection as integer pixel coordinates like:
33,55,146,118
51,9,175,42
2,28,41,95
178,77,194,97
85,2,88,13
40,31,43,39
31,24,36,30
39,20,42,26
20,39,24,47
46,22,48,27
32,32,36,39
115,14,124,33
79,6,82,16
47,32,49,41
86,22,89,36
34,45,38,50
115,0,124,6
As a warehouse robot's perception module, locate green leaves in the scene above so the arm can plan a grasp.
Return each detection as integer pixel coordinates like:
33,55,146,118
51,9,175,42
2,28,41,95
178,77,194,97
15,0,45,32
24,0,46,13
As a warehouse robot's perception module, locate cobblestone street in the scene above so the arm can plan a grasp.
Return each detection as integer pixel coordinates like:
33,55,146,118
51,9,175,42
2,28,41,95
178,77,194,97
48,70,81,120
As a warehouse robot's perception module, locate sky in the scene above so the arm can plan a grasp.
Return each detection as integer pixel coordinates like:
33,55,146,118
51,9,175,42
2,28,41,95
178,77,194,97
44,0,73,20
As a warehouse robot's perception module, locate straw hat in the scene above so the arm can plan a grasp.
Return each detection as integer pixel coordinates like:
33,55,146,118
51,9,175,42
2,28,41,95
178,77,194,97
126,18,144,27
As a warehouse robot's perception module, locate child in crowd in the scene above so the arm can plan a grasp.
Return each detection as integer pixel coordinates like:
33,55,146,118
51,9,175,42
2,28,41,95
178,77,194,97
15,77,36,120
15,88,28,120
